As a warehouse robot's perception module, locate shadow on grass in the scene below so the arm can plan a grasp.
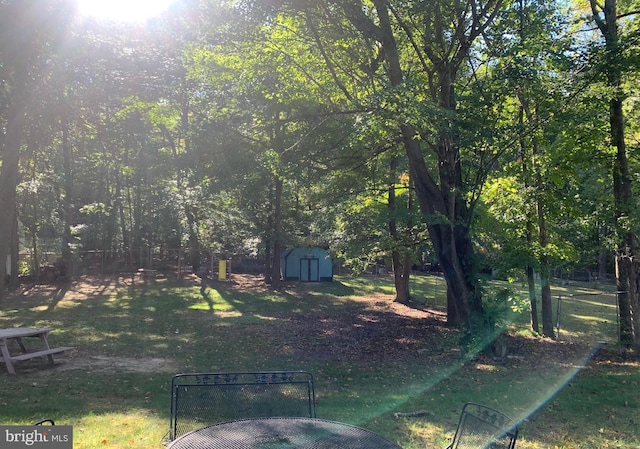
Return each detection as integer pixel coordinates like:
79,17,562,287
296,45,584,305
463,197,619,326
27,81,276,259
0,274,628,449
0,274,457,430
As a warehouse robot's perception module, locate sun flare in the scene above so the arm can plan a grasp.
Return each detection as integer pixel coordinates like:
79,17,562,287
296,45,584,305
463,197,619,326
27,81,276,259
76,0,176,23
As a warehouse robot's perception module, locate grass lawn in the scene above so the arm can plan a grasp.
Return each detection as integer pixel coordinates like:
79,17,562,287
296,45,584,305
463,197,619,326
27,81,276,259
0,273,637,448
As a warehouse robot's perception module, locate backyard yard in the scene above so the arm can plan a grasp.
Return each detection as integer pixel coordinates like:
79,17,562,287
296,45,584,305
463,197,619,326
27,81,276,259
0,273,637,448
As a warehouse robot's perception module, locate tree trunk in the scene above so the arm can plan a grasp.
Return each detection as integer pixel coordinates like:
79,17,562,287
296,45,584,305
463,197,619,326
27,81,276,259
125,183,136,270
270,177,283,287
539,266,554,337
405,128,480,325
179,82,201,272
611,91,635,345
185,204,200,271
114,169,129,255
537,208,555,337
31,217,39,282
536,159,555,337
590,0,638,348
0,49,28,298
616,251,634,345
632,260,640,345
10,211,19,287
392,251,412,304
264,238,272,284
60,115,73,279
388,157,412,304
264,179,274,285
598,243,608,282
526,265,539,333
630,257,640,346
518,103,539,333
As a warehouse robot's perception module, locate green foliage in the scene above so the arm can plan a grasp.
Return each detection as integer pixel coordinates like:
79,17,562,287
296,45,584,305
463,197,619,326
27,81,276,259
484,285,529,325
460,285,527,356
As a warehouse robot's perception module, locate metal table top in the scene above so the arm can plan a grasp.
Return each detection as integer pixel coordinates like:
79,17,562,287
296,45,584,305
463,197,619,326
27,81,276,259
166,417,403,449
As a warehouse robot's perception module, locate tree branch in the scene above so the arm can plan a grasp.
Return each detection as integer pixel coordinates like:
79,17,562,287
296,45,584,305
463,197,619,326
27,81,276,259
303,8,354,102
388,3,431,74
590,0,607,34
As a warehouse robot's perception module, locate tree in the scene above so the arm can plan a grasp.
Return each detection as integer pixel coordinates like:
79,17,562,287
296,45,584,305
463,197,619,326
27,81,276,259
588,0,640,347
500,0,577,337
290,0,505,326
0,0,75,289
189,5,363,285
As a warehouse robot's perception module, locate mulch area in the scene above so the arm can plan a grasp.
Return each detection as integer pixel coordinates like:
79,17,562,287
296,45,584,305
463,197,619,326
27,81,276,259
211,274,614,372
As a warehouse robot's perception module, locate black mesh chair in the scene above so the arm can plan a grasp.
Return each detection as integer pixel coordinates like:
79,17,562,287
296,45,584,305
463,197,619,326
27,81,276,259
446,402,518,449
168,371,317,441
33,419,55,426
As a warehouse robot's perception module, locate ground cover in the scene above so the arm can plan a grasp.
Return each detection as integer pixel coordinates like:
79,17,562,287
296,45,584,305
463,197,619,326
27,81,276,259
0,273,636,448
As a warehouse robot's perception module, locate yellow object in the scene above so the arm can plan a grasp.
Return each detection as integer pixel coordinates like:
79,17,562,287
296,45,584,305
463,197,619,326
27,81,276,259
218,260,227,281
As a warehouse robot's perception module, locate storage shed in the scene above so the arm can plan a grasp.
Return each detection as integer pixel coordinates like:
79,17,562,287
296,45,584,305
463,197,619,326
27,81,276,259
280,247,333,282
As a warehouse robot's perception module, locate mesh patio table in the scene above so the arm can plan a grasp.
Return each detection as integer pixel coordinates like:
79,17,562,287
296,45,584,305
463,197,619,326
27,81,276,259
166,417,403,449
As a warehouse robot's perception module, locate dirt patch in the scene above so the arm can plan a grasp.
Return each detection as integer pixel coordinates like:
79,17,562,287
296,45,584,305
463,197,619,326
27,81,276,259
54,355,178,373
16,354,179,376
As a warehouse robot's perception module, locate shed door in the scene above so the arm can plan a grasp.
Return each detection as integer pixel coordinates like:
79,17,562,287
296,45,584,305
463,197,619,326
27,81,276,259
300,258,319,282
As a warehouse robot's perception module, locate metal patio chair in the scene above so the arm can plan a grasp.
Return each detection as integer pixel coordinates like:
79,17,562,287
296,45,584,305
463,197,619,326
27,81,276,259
446,402,518,449
168,370,317,441
33,419,55,426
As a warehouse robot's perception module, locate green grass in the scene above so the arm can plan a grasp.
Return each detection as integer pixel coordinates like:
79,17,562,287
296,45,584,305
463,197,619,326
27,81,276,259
0,273,635,448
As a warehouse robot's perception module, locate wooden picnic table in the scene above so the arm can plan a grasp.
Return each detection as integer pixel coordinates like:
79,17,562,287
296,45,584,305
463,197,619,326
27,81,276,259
137,268,159,278
0,327,73,375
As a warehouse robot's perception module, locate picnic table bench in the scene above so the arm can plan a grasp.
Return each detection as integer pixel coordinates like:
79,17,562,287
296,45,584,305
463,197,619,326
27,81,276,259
0,327,73,375
137,268,161,279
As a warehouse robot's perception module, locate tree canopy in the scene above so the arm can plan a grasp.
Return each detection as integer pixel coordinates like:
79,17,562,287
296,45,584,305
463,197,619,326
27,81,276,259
1,0,640,343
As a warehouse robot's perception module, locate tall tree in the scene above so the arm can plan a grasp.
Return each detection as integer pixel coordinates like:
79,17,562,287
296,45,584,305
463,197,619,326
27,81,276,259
192,5,356,285
506,0,575,337
589,0,640,347
0,0,73,290
293,0,504,326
